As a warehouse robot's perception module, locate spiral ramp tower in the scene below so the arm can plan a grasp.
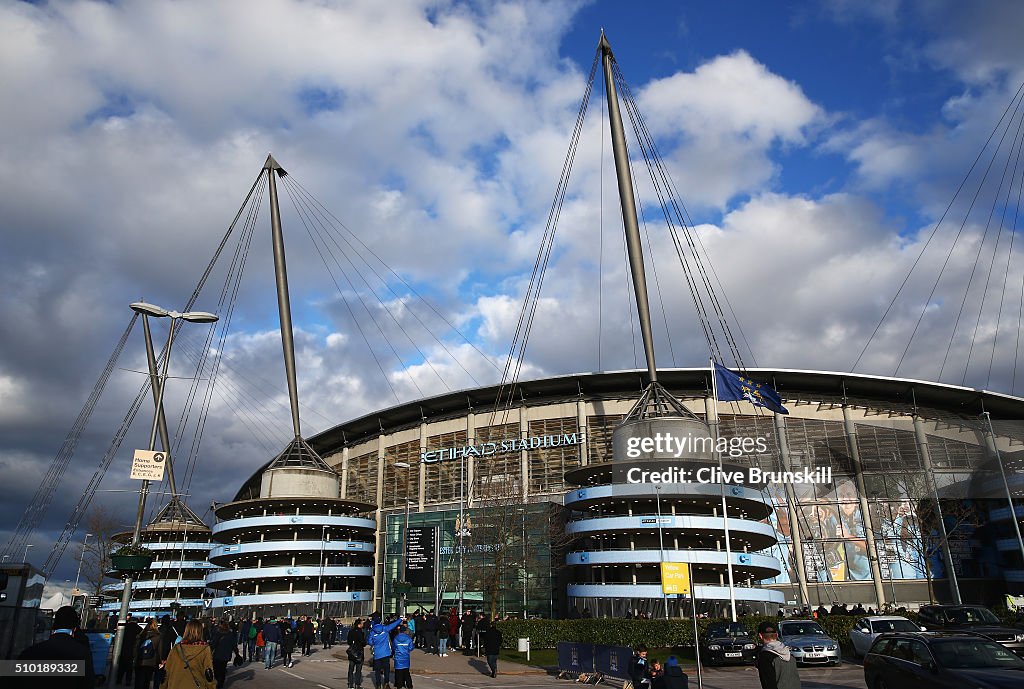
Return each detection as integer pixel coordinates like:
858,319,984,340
100,497,215,618
205,438,376,619
563,386,785,617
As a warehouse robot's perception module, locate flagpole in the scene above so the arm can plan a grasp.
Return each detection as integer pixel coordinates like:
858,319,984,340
710,358,737,622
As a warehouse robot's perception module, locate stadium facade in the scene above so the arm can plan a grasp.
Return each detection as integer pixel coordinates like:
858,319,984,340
196,367,1024,619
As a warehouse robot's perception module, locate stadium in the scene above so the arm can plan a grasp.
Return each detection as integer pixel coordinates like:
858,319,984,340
200,366,1024,620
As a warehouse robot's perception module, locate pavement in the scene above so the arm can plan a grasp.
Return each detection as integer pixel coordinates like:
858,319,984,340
214,646,870,689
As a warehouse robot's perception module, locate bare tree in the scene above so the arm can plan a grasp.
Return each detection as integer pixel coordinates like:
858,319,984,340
870,469,981,604
80,505,126,597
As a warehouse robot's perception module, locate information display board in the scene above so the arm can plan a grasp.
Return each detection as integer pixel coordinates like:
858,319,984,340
405,526,437,587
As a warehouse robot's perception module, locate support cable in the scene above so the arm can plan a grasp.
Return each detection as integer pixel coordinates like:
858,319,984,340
283,177,453,391
488,47,600,427
852,81,1024,374
939,98,1024,382
35,167,266,577
986,121,1024,387
284,176,501,374
285,179,404,402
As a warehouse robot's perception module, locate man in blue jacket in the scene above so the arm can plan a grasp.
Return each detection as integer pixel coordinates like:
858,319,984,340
262,616,282,669
393,624,414,689
367,615,404,689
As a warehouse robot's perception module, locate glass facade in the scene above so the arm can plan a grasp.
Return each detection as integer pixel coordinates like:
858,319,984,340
382,503,562,618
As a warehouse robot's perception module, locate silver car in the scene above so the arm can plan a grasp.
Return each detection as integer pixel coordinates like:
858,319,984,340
778,620,841,666
849,616,924,658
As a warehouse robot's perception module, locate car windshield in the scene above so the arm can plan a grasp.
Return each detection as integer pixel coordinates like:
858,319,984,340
932,640,1024,669
707,623,747,637
943,607,1001,624
870,619,920,634
780,622,825,637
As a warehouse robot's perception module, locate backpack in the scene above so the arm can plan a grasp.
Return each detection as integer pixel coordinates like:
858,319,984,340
248,625,258,640
138,637,156,661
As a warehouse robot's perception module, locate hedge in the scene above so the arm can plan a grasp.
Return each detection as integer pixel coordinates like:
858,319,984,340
494,614,866,653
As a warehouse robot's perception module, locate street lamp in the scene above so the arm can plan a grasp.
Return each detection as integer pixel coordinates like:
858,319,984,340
393,461,414,616
110,301,218,686
317,525,329,618
73,533,93,598
23,544,33,564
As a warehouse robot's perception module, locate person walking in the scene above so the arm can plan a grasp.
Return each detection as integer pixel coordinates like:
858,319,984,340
346,618,366,689
298,615,316,656
437,619,449,657
755,621,801,689
16,606,95,689
406,614,417,648
280,618,296,668
460,611,475,654
482,619,502,678
322,616,337,649
392,625,414,689
159,620,215,689
367,615,403,689
133,618,161,689
261,616,282,669
208,620,237,689
239,619,254,662
254,627,265,663
423,611,439,655
116,615,142,686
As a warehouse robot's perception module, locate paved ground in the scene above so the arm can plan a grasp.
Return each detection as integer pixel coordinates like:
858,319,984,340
214,646,870,689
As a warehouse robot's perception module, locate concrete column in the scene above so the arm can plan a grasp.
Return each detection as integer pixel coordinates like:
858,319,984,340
520,404,529,499
913,412,962,604
774,414,812,608
340,447,350,498
842,404,886,609
577,399,588,466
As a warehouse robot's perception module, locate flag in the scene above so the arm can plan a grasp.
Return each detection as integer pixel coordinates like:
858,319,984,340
713,362,789,415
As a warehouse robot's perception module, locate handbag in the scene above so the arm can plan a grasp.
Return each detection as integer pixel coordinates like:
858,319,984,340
233,652,244,666
347,645,364,662
176,644,214,688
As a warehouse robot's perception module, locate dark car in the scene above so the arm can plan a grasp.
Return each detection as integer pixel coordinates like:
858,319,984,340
699,622,756,665
864,631,1024,689
918,605,1024,656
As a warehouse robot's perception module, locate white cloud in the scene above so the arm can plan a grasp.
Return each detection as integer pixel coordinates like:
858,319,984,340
635,50,825,208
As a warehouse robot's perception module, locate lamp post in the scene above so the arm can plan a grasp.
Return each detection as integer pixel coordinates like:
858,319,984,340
393,461,413,616
654,485,669,620
23,544,33,564
73,533,93,605
109,302,217,687
458,451,466,632
317,525,328,618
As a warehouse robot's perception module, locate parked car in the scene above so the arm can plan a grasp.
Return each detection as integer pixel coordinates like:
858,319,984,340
777,619,841,666
850,616,924,658
864,631,1024,689
918,605,1024,656
699,621,757,666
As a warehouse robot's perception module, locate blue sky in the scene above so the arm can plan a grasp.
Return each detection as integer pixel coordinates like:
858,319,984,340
2,0,1024,589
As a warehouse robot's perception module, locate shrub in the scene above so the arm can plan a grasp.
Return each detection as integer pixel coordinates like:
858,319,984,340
494,614,865,652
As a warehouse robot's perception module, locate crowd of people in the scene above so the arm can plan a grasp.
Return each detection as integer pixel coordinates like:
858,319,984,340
344,608,505,688
19,605,511,689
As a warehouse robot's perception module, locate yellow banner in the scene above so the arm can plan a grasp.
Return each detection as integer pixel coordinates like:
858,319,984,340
661,562,691,595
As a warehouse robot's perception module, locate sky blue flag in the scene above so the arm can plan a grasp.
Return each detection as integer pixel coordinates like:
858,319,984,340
713,362,789,415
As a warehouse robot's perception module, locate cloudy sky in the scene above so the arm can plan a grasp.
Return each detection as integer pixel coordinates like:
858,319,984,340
3,0,1024,587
